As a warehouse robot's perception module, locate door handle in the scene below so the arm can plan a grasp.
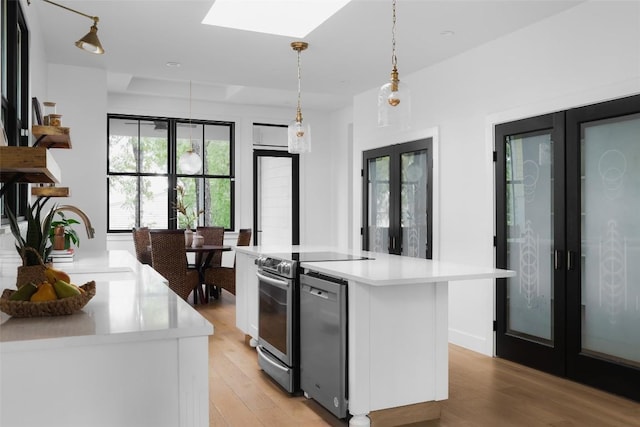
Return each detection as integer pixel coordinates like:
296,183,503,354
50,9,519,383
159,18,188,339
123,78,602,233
567,250,575,271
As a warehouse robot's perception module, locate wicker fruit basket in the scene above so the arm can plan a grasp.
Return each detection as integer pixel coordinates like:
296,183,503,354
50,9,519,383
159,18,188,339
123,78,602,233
0,281,96,317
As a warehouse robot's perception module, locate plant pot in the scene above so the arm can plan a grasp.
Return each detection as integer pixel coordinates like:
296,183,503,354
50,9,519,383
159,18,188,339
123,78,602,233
53,226,66,250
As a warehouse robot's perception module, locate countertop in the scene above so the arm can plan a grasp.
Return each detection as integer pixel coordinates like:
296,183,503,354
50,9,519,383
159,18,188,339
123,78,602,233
0,250,213,352
236,245,515,285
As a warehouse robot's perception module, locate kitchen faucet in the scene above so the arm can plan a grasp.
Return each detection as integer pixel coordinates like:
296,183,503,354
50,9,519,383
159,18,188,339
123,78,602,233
52,205,96,239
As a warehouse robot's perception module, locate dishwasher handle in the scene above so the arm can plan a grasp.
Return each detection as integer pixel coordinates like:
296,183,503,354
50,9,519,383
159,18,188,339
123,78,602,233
308,287,330,299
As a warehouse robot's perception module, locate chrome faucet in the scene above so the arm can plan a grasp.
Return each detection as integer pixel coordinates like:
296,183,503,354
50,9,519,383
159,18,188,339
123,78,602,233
52,205,96,239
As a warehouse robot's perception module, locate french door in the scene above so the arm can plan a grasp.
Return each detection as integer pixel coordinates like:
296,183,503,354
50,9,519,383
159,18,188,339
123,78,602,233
362,138,432,258
496,94,640,400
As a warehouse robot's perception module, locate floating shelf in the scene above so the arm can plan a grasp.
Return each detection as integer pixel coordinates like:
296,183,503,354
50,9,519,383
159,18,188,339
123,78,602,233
0,146,62,184
31,186,70,197
32,125,72,148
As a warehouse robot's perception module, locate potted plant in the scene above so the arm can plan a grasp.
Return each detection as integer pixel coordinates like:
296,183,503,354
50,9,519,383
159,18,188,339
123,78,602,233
48,211,81,251
6,197,56,266
173,184,204,246
5,197,58,287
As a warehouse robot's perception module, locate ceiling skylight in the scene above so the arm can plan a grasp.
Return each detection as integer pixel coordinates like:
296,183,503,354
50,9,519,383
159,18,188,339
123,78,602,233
202,0,352,38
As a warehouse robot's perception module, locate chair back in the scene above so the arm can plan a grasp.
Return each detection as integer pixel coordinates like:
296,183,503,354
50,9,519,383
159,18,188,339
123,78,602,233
236,228,252,247
196,226,225,267
232,228,252,268
149,230,192,301
132,227,152,265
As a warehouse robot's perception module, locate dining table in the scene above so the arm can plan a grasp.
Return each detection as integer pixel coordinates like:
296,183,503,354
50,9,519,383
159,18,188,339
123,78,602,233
186,244,231,303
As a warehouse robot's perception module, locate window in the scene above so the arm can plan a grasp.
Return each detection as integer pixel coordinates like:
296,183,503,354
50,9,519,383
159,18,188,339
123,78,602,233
1,0,30,223
107,114,234,232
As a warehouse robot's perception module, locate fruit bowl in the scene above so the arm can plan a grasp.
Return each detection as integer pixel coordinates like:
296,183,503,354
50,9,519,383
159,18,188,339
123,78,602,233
0,281,96,317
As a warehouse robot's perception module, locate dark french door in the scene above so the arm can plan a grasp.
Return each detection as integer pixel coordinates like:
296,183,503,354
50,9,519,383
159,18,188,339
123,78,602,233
495,94,640,401
362,138,432,258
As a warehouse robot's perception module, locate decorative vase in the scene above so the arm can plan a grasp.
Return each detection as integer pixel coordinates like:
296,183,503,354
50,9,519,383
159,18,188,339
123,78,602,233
184,229,194,247
192,234,204,248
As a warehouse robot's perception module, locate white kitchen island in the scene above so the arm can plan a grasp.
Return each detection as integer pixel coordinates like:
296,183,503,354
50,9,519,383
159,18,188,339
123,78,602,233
0,250,213,427
235,246,515,427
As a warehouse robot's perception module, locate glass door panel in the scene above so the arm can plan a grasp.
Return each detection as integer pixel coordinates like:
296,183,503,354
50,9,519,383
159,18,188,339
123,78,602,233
401,150,428,258
579,113,640,367
367,156,390,254
505,132,554,344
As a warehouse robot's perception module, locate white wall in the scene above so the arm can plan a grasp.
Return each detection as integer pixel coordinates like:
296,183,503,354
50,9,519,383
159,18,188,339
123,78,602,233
352,0,640,355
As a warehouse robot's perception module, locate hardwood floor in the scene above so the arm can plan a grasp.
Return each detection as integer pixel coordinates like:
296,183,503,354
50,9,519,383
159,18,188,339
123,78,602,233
196,294,640,427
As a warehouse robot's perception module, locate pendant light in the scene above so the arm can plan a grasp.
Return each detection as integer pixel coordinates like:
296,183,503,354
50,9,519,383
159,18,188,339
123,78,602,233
377,0,410,128
288,41,311,154
40,0,105,54
178,81,202,175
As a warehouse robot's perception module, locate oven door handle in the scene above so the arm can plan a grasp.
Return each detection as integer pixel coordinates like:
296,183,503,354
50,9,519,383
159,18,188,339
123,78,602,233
256,345,289,372
256,271,290,289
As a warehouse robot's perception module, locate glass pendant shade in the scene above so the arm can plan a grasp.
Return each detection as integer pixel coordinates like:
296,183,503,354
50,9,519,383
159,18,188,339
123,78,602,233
377,77,411,128
178,149,201,174
288,115,311,153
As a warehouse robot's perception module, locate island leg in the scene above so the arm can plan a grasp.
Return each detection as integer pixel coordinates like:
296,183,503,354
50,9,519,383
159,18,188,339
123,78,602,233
349,414,371,426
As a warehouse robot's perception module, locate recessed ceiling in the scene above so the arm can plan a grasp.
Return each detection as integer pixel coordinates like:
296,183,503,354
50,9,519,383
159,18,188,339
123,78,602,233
31,0,585,111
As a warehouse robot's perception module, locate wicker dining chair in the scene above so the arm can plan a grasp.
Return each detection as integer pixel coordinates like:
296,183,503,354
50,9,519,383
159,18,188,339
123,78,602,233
132,227,152,266
195,226,225,267
149,229,201,302
203,228,251,297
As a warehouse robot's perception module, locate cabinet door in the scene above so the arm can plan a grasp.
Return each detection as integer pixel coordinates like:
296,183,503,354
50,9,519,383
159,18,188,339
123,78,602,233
363,138,433,258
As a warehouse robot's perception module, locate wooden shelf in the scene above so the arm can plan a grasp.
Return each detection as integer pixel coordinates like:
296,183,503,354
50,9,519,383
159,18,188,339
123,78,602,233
32,125,71,148
31,186,70,197
0,146,62,184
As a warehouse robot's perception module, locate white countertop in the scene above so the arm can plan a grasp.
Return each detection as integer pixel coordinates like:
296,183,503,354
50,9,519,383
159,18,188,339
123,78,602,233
0,250,213,352
236,245,515,285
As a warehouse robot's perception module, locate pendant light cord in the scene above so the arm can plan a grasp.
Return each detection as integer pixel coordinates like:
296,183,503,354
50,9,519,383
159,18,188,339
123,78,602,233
189,80,193,151
391,0,397,68
297,49,302,115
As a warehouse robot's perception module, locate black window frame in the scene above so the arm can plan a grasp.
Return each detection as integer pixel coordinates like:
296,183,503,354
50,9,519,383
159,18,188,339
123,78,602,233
1,0,30,224
106,113,235,232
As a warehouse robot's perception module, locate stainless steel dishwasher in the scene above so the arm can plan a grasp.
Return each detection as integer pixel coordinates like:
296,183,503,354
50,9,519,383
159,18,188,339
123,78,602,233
299,270,348,419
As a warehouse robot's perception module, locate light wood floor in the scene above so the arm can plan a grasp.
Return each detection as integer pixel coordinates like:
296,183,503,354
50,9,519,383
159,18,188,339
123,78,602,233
196,294,640,427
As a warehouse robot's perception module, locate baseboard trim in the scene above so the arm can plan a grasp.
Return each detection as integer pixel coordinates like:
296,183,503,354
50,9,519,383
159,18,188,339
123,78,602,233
368,401,441,427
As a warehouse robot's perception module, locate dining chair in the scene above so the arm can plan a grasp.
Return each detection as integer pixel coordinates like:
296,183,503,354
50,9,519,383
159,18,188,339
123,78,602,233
132,227,152,266
203,228,251,297
195,226,225,267
149,229,202,302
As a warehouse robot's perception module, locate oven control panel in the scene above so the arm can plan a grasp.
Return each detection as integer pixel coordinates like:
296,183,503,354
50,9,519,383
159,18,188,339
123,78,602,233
255,255,297,278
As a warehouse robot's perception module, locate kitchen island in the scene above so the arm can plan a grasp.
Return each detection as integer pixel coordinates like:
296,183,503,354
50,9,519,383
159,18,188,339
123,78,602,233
235,246,515,427
0,250,213,427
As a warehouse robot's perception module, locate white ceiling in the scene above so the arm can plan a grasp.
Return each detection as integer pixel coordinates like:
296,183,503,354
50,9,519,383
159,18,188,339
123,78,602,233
31,0,584,111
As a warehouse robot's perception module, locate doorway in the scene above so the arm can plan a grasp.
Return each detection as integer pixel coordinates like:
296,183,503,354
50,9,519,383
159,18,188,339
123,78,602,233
495,94,640,401
253,149,299,246
362,138,433,258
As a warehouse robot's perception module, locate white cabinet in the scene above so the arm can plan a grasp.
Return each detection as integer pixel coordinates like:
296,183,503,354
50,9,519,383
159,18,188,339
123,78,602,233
235,252,259,345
